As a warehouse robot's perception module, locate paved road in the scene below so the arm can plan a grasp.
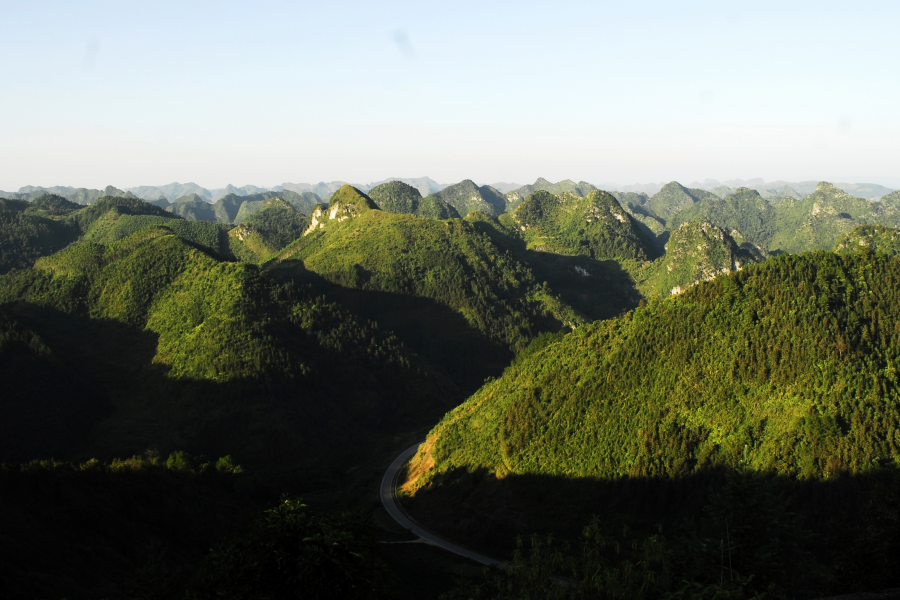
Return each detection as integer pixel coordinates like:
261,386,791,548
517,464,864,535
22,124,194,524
380,442,506,569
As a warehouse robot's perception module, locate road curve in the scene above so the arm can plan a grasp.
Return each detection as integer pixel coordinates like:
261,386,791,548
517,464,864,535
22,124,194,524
380,442,506,569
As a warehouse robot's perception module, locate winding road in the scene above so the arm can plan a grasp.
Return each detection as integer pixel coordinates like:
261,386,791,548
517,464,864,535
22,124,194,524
380,442,506,569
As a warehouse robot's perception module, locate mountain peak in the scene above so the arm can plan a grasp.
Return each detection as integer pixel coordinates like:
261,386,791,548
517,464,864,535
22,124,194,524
303,185,377,235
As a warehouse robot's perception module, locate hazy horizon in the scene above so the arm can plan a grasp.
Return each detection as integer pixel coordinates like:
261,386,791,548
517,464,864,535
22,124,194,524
5,175,900,197
2,1,898,190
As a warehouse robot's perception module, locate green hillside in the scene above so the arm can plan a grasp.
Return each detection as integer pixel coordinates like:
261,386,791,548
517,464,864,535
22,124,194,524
506,178,598,211
368,180,461,219
402,249,900,591
408,250,900,485
429,179,507,217
0,226,452,471
167,191,319,225
228,197,309,262
646,181,718,223
635,220,762,297
632,182,900,259
268,186,584,389
1,195,216,274
511,190,659,262
168,194,219,222
0,196,81,273
833,224,900,256
609,190,668,249
669,187,776,250
770,182,900,253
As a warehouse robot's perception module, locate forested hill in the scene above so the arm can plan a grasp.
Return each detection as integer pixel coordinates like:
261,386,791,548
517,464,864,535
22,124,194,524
266,186,587,389
635,219,763,297
401,249,900,587
0,226,453,469
407,249,900,486
505,178,598,210
508,189,659,262
428,179,508,217
834,224,900,256
1,194,227,274
661,182,900,255
367,180,461,220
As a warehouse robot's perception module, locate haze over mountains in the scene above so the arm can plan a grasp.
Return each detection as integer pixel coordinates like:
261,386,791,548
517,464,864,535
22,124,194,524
2,177,894,205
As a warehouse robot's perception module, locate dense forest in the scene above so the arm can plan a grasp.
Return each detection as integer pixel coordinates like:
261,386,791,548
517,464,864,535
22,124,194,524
3,178,900,597
402,249,900,597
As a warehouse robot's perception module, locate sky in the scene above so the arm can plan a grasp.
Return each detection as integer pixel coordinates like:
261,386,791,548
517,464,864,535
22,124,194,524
1,0,899,190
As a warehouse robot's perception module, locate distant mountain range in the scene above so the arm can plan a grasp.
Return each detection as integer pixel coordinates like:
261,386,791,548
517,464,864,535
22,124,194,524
3,177,894,205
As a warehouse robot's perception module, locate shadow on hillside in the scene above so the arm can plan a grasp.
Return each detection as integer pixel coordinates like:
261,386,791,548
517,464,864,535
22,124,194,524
520,250,642,320
0,301,452,488
402,464,900,593
268,260,514,394
464,219,644,320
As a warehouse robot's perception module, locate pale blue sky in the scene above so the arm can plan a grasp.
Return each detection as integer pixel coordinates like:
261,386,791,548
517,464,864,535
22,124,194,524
1,0,898,190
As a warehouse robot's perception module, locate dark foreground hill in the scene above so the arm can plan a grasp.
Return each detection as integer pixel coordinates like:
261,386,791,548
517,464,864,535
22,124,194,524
0,226,453,472
402,249,900,595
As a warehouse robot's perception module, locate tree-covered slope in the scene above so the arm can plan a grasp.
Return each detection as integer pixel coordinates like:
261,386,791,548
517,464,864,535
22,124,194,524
368,180,461,219
267,186,585,390
646,181,718,223
405,250,900,493
635,220,762,296
81,210,233,259
0,226,452,470
833,224,900,256
1,194,210,274
271,191,580,354
401,250,900,585
610,190,667,241
511,190,659,262
166,191,320,225
429,179,507,217
769,182,900,253
228,197,309,263
0,196,81,273
506,178,598,211
669,187,777,250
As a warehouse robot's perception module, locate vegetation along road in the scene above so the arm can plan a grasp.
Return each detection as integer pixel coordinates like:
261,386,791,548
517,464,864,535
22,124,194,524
380,442,506,569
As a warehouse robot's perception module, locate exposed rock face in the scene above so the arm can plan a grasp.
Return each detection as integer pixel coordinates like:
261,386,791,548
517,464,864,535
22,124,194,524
303,206,327,236
302,185,377,236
